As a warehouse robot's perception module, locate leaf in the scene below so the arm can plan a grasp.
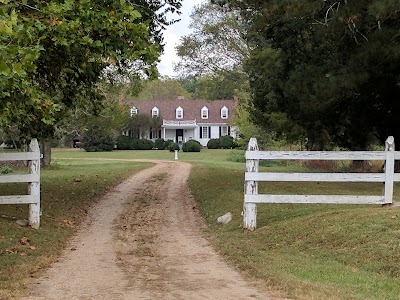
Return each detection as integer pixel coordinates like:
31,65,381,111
19,236,30,245
0,60,10,76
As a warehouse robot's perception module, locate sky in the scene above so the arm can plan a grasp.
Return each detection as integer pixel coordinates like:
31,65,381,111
157,0,206,77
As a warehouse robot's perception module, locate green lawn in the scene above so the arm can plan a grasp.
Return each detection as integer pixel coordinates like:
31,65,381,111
1,148,399,299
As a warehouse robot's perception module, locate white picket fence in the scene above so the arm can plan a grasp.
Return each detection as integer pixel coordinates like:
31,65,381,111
0,139,41,229
243,136,400,231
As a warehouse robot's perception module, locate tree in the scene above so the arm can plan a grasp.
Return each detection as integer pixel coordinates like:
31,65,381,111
233,0,400,151
0,0,181,162
174,1,248,76
133,77,191,100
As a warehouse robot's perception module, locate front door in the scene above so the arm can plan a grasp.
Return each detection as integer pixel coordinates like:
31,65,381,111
176,129,184,144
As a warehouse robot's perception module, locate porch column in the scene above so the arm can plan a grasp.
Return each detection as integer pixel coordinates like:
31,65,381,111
163,127,166,139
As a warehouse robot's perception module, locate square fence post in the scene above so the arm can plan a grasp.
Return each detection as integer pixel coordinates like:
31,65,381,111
384,136,395,205
28,139,41,229
244,138,259,231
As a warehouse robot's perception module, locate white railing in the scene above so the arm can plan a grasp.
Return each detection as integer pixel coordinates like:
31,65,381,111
0,139,41,229
243,136,399,231
163,119,197,126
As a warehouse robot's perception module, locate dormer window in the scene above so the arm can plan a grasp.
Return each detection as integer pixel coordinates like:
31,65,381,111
221,106,228,119
201,106,209,119
152,106,159,118
176,106,183,119
130,106,138,116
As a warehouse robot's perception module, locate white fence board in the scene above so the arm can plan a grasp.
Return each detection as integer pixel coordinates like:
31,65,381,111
0,174,39,183
246,151,386,161
0,195,38,205
245,194,385,205
0,152,40,161
245,172,386,183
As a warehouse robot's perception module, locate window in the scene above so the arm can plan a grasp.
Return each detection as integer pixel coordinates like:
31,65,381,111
201,106,209,119
130,106,138,116
221,106,228,119
220,126,229,136
176,106,183,119
200,126,209,139
152,106,159,118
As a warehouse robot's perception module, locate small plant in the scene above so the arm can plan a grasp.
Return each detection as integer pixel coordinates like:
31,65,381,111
207,139,220,149
0,165,13,174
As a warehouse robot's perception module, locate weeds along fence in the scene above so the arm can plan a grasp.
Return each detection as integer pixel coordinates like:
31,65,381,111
244,136,400,231
0,139,41,229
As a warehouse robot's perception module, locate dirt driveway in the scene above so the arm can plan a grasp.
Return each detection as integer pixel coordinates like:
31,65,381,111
21,161,276,300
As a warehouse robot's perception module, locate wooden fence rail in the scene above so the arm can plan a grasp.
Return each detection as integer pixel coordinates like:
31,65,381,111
0,139,41,229
243,136,399,231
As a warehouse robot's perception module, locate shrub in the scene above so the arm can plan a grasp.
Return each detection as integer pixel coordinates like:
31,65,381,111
116,136,131,150
138,139,154,150
219,135,235,149
207,139,220,149
82,127,115,152
182,140,201,152
154,138,165,150
164,139,174,149
167,142,180,152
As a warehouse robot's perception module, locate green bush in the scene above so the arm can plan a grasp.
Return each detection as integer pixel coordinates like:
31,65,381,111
0,165,13,174
182,140,201,152
116,136,155,150
207,139,220,149
82,127,115,152
219,135,235,149
164,139,174,149
167,142,180,152
154,138,165,150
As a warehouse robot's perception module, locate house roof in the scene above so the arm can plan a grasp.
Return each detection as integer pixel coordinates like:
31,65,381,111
123,98,237,124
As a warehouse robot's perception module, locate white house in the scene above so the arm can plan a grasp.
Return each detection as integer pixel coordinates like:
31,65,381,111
123,98,238,146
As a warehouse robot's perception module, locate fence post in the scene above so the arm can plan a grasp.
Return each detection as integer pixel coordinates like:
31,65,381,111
384,136,395,205
28,139,41,229
244,138,259,231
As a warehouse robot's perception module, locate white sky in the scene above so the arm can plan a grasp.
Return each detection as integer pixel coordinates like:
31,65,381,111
157,0,206,77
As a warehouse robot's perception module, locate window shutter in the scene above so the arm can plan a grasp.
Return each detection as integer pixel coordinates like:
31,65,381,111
150,129,153,139
228,126,231,136
219,126,221,137
208,127,211,139
200,127,203,138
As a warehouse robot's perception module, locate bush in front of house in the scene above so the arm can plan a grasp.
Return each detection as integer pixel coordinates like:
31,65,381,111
82,127,115,152
219,135,235,149
116,136,155,150
207,139,220,149
167,142,180,152
182,140,201,152
154,138,166,150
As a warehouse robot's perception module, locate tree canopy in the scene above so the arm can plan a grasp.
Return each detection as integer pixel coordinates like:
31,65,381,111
231,0,400,150
0,0,181,141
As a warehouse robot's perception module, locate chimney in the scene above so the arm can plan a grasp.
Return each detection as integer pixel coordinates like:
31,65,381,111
177,96,184,100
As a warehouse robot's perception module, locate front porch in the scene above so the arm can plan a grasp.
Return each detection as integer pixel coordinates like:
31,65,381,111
162,120,197,144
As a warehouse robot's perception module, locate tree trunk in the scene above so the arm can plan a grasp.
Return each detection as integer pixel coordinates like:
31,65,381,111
39,140,52,167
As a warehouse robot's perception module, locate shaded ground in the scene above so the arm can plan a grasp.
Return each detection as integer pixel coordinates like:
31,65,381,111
20,161,277,300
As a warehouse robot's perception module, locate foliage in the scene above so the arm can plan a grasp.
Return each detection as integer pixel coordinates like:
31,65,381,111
0,165,13,174
174,1,248,76
133,76,192,100
207,139,220,149
207,136,236,149
0,0,182,141
115,136,154,150
154,138,166,150
82,126,115,152
167,142,180,152
182,140,201,152
233,0,400,150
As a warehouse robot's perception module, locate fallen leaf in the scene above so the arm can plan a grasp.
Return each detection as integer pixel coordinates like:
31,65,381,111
30,246,36,250
19,252,27,256
19,236,30,245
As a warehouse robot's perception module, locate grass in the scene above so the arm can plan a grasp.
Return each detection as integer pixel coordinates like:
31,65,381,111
0,158,151,299
188,163,400,300
2,147,400,299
